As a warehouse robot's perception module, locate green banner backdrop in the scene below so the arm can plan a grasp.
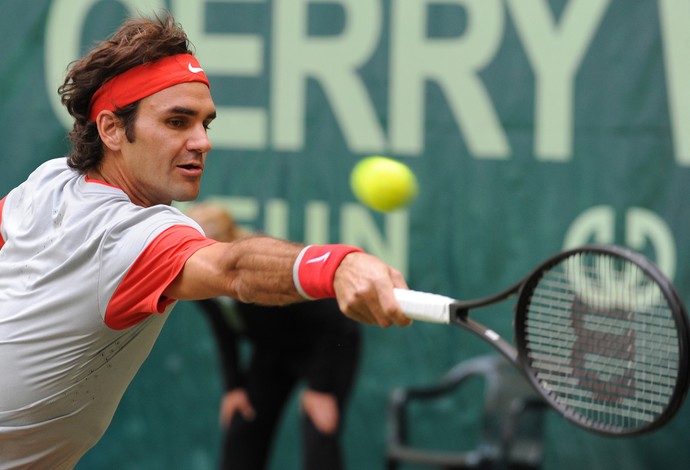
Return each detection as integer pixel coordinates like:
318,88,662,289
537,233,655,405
2,0,690,468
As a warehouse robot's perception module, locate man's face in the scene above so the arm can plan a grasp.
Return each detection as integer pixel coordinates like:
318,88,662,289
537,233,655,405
117,82,216,206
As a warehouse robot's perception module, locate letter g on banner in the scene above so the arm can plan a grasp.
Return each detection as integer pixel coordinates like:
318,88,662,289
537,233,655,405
563,205,677,279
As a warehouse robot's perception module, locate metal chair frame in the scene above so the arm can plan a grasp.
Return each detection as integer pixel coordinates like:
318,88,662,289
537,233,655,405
386,354,548,470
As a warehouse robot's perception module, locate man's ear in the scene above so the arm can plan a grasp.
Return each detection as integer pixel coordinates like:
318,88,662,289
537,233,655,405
95,111,125,151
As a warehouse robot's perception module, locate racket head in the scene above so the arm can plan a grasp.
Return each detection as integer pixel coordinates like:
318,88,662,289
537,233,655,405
514,244,690,436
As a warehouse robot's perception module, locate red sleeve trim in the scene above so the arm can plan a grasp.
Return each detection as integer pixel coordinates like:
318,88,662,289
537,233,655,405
105,224,216,330
0,196,6,250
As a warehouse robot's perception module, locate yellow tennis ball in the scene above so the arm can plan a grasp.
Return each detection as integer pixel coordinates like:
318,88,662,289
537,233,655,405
350,156,418,212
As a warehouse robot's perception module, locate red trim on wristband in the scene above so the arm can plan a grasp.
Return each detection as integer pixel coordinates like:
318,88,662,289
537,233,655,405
293,244,364,299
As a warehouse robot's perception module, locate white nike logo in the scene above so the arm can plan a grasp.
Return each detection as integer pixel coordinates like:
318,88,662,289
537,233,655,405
188,63,204,74
305,252,331,264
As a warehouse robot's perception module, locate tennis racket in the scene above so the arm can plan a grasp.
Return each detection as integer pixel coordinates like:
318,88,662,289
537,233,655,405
395,244,690,436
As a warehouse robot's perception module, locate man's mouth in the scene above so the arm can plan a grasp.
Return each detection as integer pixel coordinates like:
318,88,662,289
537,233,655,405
177,162,204,176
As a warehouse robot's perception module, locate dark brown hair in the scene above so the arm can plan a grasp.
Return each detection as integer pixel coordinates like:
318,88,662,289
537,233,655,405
58,13,194,173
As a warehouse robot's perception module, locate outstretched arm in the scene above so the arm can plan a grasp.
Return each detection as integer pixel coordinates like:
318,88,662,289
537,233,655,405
164,236,411,327
174,202,412,327
165,235,303,305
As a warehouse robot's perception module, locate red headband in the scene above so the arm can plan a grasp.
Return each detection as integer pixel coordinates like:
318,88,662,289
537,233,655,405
88,53,210,121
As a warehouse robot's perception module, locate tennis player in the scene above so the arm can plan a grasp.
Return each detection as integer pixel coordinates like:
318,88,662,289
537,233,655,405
0,13,410,469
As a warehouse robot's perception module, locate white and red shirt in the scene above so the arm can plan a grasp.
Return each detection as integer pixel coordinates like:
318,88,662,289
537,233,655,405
0,158,215,469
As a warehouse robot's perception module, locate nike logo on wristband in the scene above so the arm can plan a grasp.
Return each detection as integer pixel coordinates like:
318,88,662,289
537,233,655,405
305,252,331,264
188,63,204,74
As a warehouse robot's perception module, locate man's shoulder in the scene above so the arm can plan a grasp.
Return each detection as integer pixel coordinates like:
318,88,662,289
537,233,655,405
32,157,70,176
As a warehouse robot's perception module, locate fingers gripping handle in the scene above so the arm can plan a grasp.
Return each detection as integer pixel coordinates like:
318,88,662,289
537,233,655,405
394,288,453,324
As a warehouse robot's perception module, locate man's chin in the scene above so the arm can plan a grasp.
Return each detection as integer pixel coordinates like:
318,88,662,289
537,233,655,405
174,185,201,203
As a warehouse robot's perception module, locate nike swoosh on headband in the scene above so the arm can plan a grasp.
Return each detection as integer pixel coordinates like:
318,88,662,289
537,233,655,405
188,63,204,74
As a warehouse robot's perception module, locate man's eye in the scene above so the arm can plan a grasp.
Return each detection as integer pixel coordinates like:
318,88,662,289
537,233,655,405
168,119,185,128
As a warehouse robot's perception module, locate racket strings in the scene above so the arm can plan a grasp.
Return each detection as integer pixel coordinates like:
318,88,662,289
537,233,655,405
523,252,680,431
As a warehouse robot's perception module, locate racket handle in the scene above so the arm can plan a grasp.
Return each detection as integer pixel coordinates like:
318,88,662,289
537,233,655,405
394,288,453,324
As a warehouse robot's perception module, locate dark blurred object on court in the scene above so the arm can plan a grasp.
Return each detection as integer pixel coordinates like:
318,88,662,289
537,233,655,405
386,354,548,470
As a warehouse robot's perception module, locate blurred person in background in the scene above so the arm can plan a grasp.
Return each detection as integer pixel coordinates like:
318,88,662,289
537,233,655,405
189,203,361,470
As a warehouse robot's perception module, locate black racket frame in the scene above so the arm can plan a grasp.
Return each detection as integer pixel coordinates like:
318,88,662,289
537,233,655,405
445,244,690,436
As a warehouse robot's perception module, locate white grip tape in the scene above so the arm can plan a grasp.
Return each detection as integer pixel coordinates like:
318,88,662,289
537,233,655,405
394,288,453,324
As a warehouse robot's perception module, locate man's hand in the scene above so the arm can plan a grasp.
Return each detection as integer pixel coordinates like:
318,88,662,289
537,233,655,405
332,252,412,327
219,389,255,427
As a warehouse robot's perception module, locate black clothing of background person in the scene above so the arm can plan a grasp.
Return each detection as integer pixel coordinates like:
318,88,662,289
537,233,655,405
197,297,361,470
